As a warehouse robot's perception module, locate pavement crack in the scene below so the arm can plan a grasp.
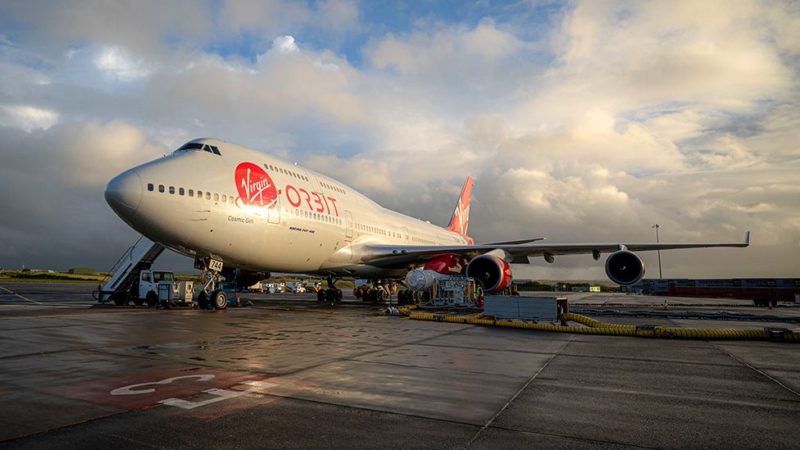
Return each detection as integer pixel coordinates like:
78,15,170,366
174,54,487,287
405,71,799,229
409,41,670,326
465,336,568,448
711,341,800,400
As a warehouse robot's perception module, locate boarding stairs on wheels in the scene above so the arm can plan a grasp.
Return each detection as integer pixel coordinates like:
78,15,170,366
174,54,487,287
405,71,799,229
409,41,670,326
95,236,165,304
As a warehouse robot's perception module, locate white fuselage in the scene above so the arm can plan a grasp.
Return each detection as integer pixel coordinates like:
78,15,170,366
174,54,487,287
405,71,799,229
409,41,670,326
106,138,468,277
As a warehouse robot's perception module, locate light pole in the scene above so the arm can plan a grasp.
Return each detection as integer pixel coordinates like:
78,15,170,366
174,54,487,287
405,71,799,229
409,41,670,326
652,224,663,279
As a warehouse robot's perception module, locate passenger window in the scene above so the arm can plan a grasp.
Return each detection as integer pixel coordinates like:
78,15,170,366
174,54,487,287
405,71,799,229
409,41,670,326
158,185,164,193
205,192,211,200
147,183,154,191
214,193,219,201
179,188,185,196
169,186,175,194
189,189,194,196
269,164,274,171
222,194,227,202
198,190,203,198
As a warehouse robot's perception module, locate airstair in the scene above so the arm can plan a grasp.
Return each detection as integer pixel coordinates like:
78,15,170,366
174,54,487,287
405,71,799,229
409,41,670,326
95,236,165,304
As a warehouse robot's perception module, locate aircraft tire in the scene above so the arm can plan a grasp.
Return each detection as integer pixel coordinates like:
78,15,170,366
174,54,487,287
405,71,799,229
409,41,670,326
317,289,326,302
145,291,158,307
212,290,228,310
197,291,209,309
336,289,343,301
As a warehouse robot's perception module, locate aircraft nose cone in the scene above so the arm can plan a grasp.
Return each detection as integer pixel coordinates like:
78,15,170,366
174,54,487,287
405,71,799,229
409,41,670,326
105,169,142,218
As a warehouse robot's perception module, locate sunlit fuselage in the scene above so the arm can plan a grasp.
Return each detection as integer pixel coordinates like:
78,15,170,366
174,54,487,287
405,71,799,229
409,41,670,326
105,138,468,277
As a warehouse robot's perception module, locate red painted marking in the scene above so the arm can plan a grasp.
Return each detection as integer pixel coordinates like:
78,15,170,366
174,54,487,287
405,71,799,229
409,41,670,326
235,162,278,209
47,368,273,411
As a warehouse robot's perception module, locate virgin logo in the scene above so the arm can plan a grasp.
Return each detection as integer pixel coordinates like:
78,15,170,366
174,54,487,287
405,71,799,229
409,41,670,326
234,162,278,209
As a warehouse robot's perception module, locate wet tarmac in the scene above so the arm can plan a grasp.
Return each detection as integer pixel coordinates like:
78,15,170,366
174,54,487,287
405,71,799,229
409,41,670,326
1,282,799,449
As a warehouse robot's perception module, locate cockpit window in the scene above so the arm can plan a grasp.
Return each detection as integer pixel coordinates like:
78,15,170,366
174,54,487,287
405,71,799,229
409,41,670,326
176,142,222,156
177,142,204,151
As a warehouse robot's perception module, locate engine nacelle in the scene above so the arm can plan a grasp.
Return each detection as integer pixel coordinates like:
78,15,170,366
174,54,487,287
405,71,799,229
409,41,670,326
466,255,512,293
405,269,448,291
604,250,645,285
424,254,467,275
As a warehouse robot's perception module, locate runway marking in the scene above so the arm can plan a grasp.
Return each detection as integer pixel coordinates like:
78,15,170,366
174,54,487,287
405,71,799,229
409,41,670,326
109,374,280,410
0,285,42,305
111,374,216,396
46,369,257,410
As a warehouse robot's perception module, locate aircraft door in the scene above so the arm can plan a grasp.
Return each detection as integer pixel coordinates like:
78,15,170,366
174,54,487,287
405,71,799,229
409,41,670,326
344,210,353,239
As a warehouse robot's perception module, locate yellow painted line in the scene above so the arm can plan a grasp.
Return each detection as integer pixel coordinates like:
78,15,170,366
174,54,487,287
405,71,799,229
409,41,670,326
0,285,43,305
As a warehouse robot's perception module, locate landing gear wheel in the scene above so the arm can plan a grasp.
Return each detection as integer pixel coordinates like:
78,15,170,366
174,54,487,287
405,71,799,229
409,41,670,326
324,288,341,305
197,291,209,310
212,290,228,310
145,291,158,307
317,289,327,302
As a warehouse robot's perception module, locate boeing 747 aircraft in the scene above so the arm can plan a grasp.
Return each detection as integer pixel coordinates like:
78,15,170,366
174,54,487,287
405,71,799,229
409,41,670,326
105,138,750,309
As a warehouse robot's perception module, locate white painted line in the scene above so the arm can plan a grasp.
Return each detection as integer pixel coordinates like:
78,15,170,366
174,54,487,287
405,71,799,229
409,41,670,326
158,388,251,410
111,374,216,396
0,285,42,305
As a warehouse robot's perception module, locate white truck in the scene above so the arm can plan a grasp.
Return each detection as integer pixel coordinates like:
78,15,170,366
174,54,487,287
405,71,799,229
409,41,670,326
132,270,193,306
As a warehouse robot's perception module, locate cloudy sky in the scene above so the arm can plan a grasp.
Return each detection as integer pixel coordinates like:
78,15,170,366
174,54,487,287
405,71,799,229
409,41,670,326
0,0,798,279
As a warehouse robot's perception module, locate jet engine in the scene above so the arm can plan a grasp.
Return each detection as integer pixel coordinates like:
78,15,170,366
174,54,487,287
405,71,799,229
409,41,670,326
466,254,512,292
604,250,645,285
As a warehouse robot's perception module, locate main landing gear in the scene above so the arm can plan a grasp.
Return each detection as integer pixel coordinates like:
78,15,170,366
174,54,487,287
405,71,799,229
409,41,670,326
195,257,228,310
317,275,343,305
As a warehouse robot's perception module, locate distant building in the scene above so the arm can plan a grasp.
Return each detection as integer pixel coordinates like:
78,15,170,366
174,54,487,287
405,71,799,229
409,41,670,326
625,278,800,302
68,267,95,275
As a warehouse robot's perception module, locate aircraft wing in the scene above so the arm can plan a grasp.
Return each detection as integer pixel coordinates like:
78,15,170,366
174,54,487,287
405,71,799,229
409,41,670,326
360,232,750,268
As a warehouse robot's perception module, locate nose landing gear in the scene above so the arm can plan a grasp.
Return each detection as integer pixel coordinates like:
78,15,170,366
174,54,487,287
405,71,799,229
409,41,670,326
195,257,227,310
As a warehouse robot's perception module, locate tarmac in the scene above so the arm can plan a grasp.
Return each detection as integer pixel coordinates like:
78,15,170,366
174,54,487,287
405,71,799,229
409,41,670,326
1,282,799,449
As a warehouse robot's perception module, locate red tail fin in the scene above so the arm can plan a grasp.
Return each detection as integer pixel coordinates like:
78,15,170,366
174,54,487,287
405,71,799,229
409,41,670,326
447,176,473,237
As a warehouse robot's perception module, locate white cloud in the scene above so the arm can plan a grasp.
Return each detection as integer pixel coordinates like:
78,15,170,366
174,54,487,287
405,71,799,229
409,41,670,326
0,105,59,131
366,20,524,76
93,46,151,81
271,35,299,54
0,0,798,278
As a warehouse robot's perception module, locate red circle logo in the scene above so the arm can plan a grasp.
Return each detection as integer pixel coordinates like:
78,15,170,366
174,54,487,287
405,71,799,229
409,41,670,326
235,162,278,209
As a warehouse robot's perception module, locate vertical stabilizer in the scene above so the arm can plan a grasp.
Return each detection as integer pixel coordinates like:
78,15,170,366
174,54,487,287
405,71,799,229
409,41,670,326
447,176,473,237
